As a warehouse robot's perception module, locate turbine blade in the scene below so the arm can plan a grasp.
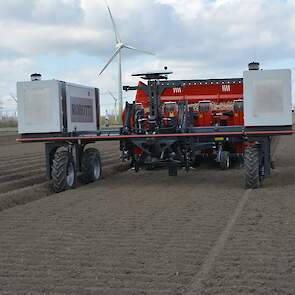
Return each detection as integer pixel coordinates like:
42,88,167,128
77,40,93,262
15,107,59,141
99,48,121,76
124,45,155,55
108,91,117,101
107,5,121,43
9,93,17,103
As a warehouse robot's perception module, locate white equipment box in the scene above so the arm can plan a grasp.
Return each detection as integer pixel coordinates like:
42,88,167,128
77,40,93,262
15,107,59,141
243,69,292,127
17,80,99,134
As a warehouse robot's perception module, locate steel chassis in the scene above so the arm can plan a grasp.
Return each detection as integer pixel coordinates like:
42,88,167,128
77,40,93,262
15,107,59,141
17,126,294,190
16,75,294,190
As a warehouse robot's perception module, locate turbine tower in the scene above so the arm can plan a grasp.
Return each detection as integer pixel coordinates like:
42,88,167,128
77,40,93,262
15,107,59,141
108,91,118,123
0,100,3,119
99,4,154,124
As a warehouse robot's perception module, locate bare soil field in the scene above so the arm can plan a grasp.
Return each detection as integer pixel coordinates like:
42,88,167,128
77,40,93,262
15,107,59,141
0,133,295,294
0,132,126,211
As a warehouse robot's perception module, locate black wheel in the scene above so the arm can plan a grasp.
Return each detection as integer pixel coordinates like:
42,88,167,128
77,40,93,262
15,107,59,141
81,148,102,184
168,163,178,176
244,145,261,189
220,151,230,170
192,155,202,168
51,150,76,193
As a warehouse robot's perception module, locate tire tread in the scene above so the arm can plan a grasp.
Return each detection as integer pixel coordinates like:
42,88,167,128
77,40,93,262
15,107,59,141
245,145,260,189
51,150,75,193
81,148,102,184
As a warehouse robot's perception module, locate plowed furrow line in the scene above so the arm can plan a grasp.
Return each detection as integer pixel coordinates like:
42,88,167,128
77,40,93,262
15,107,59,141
0,153,117,172
0,153,43,162
0,262,193,275
0,159,44,171
0,155,44,166
0,279,180,292
0,175,47,194
0,284,171,295
0,149,117,164
0,168,45,183
0,271,182,285
1,163,44,176
0,162,129,212
1,159,119,192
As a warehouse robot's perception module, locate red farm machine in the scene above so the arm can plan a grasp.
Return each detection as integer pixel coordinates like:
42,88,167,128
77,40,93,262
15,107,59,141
17,64,294,192
121,71,244,173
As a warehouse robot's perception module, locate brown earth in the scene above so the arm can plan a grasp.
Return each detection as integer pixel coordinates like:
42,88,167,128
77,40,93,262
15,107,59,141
0,133,126,211
0,133,295,294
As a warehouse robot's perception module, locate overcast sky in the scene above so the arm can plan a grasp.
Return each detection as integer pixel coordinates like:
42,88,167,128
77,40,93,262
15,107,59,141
1,0,295,115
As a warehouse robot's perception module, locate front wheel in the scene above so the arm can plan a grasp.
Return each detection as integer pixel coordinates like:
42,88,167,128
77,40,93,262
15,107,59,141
51,150,76,193
244,145,262,189
81,148,102,184
220,151,230,170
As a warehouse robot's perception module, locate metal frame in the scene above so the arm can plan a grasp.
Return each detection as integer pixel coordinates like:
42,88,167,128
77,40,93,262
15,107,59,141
17,126,294,188
17,73,294,188
17,127,294,143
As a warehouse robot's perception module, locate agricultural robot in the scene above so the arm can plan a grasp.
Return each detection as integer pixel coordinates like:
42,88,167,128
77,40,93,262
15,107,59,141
16,64,294,192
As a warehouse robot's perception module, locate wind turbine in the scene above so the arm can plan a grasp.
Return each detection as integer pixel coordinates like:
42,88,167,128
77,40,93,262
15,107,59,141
108,91,118,123
0,100,3,119
9,93,17,103
9,94,18,117
99,4,155,124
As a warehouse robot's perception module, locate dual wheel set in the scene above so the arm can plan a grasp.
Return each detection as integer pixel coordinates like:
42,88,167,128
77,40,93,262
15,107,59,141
50,147,102,193
217,145,266,189
191,144,266,189
216,144,265,189
48,140,268,192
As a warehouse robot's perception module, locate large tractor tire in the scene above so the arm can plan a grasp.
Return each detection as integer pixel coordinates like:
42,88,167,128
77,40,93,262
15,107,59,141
219,151,230,170
244,145,261,189
51,150,76,193
81,148,102,184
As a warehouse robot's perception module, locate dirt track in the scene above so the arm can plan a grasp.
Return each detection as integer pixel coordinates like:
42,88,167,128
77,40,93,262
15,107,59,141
0,133,295,294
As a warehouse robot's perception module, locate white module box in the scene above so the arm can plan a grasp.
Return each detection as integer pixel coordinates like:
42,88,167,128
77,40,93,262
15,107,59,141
17,79,100,134
243,69,292,127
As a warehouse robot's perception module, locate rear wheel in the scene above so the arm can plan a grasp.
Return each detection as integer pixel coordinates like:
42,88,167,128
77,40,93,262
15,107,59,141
51,150,76,193
81,148,102,184
220,151,230,170
168,163,178,176
244,145,261,189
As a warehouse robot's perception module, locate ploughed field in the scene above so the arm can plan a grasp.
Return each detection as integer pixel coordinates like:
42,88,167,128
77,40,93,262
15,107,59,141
0,132,122,211
0,131,295,294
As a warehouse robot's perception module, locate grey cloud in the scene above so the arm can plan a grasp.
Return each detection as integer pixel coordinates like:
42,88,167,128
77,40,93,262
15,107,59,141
0,0,83,25
1,0,295,65
1,0,295,110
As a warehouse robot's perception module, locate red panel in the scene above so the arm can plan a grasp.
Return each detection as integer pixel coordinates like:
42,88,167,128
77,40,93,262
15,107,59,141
135,81,149,108
135,81,243,105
